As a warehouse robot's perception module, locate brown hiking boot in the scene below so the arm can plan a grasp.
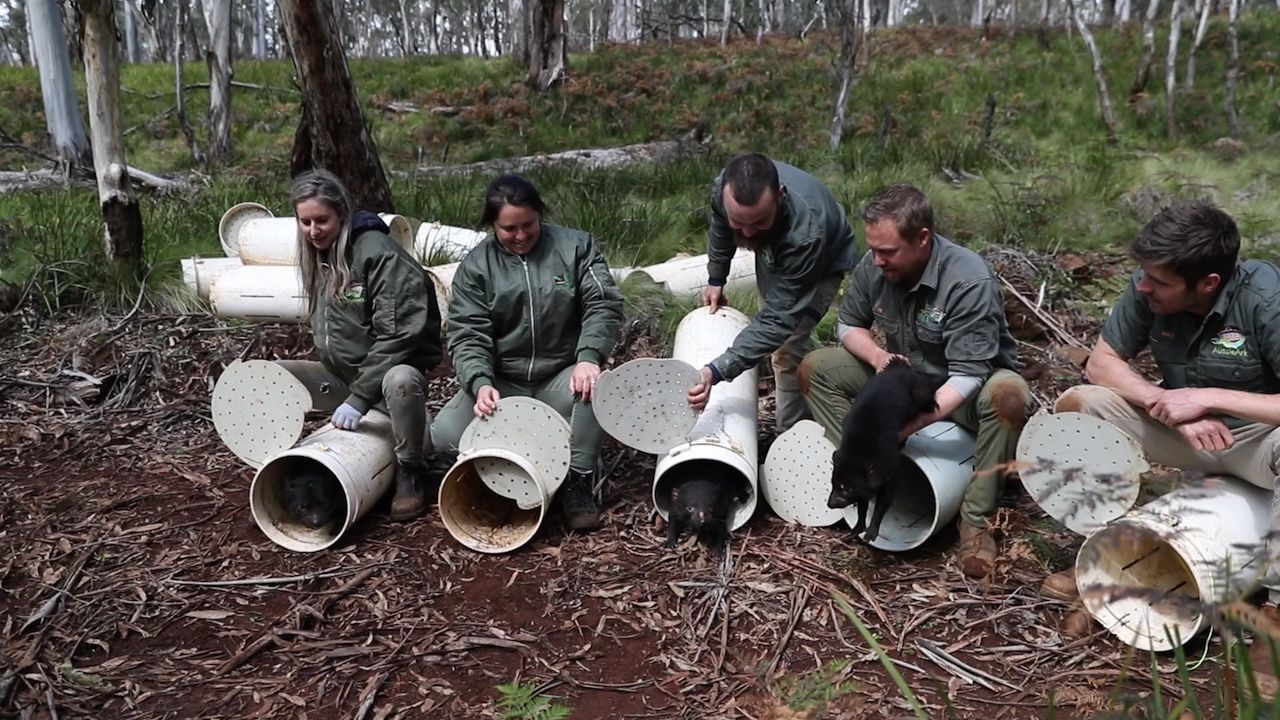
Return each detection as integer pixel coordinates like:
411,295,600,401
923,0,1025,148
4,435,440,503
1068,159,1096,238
1041,569,1080,601
957,520,998,578
560,470,602,532
390,462,430,521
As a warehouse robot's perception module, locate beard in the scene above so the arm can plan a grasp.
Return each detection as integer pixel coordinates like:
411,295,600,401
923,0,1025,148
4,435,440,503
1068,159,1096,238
733,224,783,252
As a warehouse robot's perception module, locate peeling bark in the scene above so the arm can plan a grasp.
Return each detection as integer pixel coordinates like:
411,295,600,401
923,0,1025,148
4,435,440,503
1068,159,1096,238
77,0,144,275
202,0,233,164
29,0,92,172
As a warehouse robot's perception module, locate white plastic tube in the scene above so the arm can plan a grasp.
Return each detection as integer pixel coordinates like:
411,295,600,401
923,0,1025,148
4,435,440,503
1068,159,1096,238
236,214,414,266
413,222,487,264
1076,475,1270,651
181,256,244,301
851,421,976,552
249,410,396,552
614,250,757,298
209,265,307,323
651,306,758,531
438,448,552,554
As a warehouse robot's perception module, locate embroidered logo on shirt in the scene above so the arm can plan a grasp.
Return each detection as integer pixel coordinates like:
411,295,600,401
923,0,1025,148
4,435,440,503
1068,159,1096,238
343,284,365,302
552,274,570,287
915,305,946,326
1209,326,1250,358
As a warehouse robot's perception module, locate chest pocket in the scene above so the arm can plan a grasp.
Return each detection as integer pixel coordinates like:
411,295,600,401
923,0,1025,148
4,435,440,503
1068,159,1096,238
1197,355,1266,391
873,310,902,352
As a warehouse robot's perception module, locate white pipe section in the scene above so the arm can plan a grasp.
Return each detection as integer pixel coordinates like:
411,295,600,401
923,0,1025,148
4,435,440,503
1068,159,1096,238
218,202,273,257
209,265,307,323
236,214,414,266
438,448,552,554
614,249,756,298
1076,475,1271,651
413,222,487,264
249,410,396,552
849,421,976,552
181,256,243,301
652,306,758,531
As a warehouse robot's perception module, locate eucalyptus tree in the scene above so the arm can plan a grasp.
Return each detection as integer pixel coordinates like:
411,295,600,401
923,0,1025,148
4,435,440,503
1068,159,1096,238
203,0,233,163
75,0,144,275
28,0,92,171
277,0,395,211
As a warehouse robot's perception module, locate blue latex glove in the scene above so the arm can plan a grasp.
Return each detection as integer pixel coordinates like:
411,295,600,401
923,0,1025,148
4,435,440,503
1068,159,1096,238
331,402,363,430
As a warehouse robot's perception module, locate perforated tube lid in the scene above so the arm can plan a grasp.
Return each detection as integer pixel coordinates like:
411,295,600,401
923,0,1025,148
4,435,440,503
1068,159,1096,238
1016,411,1148,535
460,397,571,508
212,360,310,468
593,358,700,455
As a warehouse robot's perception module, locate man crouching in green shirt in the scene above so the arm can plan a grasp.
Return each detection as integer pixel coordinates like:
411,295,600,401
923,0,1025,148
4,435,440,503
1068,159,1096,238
1042,201,1280,602
800,184,1036,579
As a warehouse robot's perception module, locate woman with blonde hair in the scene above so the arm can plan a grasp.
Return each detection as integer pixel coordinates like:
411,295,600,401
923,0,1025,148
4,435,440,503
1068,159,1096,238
277,169,443,521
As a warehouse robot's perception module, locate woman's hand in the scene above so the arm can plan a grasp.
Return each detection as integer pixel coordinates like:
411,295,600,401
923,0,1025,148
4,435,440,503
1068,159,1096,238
474,386,501,417
570,361,602,401
331,402,363,430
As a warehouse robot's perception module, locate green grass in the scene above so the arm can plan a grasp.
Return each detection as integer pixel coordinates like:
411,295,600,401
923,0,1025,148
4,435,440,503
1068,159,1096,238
1,13,1279,315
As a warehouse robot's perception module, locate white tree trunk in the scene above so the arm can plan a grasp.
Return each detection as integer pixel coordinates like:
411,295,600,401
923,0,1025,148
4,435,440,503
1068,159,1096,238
202,0,233,163
829,0,860,151
1165,0,1183,139
720,0,732,42
510,0,528,56
972,0,986,26
1067,0,1118,142
756,0,767,41
253,0,267,58
886,0,899,25
1224,0,1240,136
397,0,413,54
1129,0,1160,99
78,0,144,273
1184,0,1212,89
123,0,139,63
28,0,91,170
610,0,635,41
1118,0,1131,21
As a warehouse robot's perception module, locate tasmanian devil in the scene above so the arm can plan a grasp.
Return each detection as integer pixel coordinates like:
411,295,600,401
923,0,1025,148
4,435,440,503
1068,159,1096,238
829,357,942,541
283,462,346,532
665,460,746,556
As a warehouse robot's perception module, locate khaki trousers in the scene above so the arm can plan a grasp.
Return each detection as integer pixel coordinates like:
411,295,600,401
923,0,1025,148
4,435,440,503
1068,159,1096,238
276,360,432,467
799,346,1037,527
430,364,605,474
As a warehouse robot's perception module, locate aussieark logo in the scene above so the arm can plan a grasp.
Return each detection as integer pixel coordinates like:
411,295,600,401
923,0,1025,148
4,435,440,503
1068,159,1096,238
552,273,569,287
1209,326,1250,358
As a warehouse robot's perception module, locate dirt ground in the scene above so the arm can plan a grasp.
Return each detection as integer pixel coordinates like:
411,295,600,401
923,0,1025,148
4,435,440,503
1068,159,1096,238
0,251,1221,719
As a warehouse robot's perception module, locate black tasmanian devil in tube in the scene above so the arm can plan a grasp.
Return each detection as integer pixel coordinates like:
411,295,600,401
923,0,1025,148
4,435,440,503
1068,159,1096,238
829,358,943,541
665,459,748,556
283,461,347,532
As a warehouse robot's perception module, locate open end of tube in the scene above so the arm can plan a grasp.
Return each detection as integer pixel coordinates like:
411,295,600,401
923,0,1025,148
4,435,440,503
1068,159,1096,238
1078,525,1203,651
251,456,349,552
653,458,751,520
862,459,937,552
439,459,543,554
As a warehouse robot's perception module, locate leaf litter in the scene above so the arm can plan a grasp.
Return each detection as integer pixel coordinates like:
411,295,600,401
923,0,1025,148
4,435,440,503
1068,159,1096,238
0,250,1203,719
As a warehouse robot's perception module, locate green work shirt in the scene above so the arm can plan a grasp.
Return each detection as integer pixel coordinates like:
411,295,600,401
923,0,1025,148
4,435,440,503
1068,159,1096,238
1102,260,1280,427
839,234,1019,379
706,160,861,381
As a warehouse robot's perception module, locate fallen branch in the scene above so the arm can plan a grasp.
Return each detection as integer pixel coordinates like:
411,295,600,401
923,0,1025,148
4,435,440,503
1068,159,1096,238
998,274,1088,350
408,126,708,178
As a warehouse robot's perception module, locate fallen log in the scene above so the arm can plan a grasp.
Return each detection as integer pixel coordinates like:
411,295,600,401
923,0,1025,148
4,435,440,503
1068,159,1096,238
408,126,707,177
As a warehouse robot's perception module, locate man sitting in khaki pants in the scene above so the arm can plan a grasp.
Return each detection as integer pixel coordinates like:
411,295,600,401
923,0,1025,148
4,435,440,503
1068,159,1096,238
800,184,1036,579
1043,200,1280,601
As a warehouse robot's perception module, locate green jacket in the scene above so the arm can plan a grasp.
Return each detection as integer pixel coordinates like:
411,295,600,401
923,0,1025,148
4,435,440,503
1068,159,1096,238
1103,260,1280,427
839,234,1019,379
706,160,860,380
312,212,443,413
448,223,625,395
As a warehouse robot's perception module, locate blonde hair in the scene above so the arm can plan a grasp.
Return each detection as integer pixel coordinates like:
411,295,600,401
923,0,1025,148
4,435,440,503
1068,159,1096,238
291,170,354,319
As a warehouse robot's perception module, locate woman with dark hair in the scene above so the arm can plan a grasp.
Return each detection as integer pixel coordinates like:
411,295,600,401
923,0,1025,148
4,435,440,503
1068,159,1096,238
279,169,444,521
431,175,625,531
